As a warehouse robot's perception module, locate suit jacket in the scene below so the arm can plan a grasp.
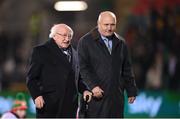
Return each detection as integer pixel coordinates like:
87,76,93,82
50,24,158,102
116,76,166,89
78,27,138,117
26,39,87,117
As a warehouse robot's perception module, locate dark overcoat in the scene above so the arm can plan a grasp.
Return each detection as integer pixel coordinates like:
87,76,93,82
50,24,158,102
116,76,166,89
78,28,138,118
26,39,86,118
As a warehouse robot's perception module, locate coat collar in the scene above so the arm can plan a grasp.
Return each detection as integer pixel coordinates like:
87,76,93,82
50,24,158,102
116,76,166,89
90,27,123,55
44,39,72,67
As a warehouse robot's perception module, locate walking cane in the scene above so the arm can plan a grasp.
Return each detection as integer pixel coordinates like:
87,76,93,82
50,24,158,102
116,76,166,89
84,95,89,117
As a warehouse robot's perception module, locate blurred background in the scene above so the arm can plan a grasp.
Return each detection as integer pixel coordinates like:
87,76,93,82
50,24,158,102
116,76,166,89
0,0,179,118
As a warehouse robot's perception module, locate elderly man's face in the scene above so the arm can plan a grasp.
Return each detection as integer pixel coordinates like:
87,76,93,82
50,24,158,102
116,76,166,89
98,14,116,37
53,26,72,48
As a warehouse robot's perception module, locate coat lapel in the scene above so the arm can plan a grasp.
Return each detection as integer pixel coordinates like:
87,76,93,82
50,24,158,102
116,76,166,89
112,37,120,55
91,28,111,57
90,28,121,57
45,39,71,67
71,48,77,71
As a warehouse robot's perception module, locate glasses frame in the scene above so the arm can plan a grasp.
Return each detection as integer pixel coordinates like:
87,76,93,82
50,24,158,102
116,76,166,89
56,33,72,39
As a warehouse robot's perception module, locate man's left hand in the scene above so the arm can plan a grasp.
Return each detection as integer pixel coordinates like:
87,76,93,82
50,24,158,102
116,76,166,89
128,96,136,104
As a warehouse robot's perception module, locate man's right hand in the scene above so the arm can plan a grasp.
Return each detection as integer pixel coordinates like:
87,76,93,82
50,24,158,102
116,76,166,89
35,96,45,109
83,90,93,102
92,86,104,98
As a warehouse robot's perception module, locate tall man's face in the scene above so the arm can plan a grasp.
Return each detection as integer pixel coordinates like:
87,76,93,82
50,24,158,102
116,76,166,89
53,25,72,48
98,13,116,37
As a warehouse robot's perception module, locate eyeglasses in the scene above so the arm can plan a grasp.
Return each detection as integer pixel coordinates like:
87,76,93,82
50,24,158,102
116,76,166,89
56,33,72,39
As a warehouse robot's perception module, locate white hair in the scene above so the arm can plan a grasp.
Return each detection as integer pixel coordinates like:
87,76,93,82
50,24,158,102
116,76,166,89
49,24,73,38
97,11,117,23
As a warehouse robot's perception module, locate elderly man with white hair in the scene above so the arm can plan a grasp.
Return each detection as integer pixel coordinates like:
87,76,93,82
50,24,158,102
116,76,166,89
78,11,138,118
26,23,92,118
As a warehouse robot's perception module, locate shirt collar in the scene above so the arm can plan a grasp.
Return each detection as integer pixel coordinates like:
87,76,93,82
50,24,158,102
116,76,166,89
101,35,108,41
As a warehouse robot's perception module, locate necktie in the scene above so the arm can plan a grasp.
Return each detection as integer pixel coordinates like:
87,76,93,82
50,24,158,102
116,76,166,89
107,39,112,54
104,38,112,54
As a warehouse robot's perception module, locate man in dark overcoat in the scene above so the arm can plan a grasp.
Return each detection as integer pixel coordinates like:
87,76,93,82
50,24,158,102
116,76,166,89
26,24,92,118
78,11,138,118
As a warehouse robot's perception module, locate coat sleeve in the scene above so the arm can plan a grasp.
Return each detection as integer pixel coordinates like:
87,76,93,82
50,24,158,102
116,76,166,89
122,43,138,97
26,47,43,100
77,75,90,94
77,38,100,90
